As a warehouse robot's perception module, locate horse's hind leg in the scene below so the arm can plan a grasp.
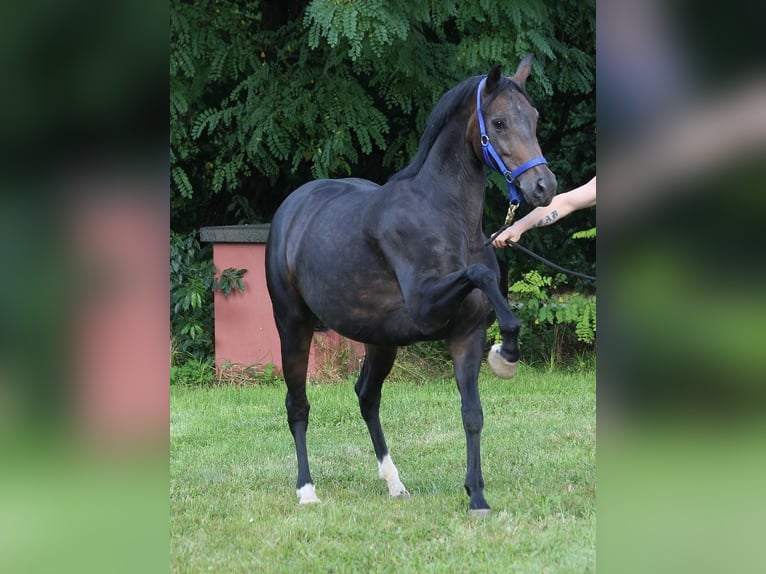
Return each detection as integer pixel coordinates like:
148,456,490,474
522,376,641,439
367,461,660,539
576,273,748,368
355,345,410,498
276,314,320,504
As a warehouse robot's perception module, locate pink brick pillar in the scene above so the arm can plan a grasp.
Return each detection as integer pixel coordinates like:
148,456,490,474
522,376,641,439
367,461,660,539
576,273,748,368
200,225,364,379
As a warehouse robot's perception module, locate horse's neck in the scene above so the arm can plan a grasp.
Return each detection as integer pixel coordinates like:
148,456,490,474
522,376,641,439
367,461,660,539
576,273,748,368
415,130,487,232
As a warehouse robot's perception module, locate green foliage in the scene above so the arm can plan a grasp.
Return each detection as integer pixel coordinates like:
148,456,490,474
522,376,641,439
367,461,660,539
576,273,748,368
171,0,595,237
213,267,247,298
171,234,250,361
490,270,596,366
170,357,216,386
305,0,411,61
510,271,596,345
170,231,215,361
572,226,596,240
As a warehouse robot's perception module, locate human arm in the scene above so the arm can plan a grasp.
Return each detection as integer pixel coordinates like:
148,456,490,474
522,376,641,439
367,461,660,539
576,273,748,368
491,177,596,247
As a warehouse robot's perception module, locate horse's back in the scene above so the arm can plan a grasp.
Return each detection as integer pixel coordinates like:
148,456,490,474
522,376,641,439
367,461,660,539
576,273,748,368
273,178,374,251
273,178,378,223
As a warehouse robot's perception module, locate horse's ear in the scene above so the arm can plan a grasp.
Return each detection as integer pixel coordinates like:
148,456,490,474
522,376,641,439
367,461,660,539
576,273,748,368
485,64,502,93
511,54,535,87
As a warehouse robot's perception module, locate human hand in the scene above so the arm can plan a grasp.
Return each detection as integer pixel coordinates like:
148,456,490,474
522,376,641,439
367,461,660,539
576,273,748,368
491,225,522,248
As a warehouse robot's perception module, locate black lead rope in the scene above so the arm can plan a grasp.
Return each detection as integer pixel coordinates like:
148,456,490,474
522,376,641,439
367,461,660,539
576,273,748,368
485,225,597,282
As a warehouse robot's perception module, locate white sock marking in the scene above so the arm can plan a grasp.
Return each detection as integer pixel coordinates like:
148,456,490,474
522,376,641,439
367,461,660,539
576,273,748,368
378,454,410,497
296,483,321,504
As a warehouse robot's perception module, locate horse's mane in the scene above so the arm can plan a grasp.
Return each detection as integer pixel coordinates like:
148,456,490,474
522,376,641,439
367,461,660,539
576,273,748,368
388,74,530,183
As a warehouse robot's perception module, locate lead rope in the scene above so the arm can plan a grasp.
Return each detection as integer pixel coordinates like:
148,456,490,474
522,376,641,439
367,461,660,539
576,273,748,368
485,225,597,282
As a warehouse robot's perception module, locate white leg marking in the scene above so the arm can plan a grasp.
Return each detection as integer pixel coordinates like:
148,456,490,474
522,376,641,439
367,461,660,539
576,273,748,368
296,483,321,504
378,454,410,498
487,343,518,379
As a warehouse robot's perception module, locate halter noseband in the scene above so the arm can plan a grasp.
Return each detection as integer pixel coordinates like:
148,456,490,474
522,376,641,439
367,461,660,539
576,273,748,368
476,76,548,206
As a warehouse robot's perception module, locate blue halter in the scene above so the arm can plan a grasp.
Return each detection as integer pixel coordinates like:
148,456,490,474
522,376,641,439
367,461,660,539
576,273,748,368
476,76,548,206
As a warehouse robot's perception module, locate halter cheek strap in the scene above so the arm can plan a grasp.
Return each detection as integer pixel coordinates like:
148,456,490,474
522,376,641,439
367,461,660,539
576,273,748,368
476,76,548,206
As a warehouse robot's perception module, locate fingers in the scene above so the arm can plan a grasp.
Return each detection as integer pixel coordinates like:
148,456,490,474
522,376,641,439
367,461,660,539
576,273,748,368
491,231,516,247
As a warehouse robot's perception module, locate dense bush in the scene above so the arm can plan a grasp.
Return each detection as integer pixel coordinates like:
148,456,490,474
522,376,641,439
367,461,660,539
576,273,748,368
170,231,215,362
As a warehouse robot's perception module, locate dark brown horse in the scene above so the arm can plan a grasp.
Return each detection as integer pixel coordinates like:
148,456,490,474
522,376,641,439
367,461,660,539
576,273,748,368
266,56,556,513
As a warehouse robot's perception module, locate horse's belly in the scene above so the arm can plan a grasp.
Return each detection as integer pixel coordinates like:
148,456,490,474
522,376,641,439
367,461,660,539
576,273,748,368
297,263,424,344
330,308,424,346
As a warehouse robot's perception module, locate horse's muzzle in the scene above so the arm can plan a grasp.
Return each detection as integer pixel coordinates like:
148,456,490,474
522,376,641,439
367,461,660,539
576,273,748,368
527,170,557,206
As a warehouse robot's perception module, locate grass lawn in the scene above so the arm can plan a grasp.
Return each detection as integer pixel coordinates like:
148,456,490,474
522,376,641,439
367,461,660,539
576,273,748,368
170,363,595,573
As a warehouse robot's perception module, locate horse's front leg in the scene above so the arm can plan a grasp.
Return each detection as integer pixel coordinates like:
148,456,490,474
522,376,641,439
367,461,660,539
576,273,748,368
405,264,521,379
448,332,490,514
464,265,522,379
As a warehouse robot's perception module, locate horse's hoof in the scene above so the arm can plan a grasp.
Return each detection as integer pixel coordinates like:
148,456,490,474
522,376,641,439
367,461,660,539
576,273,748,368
297,484,321,504
469,508,492,517
487,344,517,379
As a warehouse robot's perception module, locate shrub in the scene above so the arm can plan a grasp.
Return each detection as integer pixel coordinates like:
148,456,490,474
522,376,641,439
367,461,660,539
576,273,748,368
488,270,596,367
170,231,215,362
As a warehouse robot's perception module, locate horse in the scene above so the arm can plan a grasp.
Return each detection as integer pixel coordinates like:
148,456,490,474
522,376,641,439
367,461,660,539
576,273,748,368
265,55,557,514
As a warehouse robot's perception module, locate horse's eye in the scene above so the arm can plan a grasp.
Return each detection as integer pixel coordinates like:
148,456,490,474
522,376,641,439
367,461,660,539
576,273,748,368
492,119,506,130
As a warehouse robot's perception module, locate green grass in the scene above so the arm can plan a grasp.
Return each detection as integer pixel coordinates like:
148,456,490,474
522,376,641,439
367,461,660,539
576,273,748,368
171,364,595,573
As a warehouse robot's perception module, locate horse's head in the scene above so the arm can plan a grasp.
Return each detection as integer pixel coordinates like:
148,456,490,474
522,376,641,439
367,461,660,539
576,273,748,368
473,56,557,207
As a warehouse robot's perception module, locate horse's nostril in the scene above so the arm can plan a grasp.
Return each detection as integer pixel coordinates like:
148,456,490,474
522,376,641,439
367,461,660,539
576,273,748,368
535,176,557,202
